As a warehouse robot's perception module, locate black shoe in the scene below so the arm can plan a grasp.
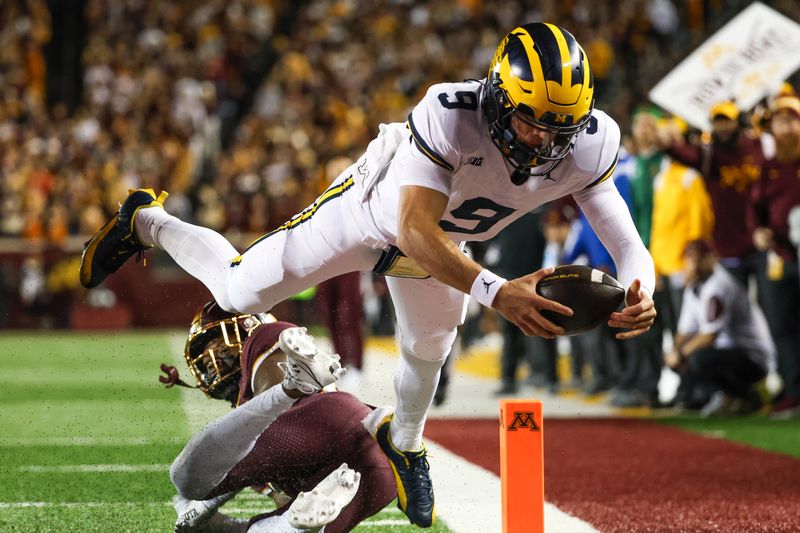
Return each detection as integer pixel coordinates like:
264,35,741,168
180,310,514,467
374,415,435,527
80,188,168,288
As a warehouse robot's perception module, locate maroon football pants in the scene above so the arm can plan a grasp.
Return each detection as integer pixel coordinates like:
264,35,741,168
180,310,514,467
207,392,395,532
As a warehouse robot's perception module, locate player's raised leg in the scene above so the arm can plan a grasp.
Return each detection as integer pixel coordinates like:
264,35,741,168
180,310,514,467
79,172,380,314
374,275,468,527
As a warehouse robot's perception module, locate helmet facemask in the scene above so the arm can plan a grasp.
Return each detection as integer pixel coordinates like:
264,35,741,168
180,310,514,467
183,313,268,405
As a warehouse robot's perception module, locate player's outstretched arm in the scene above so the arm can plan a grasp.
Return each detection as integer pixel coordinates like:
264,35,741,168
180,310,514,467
397,185,571,337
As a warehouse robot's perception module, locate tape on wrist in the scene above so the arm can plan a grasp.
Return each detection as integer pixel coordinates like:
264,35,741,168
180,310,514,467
470,269,507,308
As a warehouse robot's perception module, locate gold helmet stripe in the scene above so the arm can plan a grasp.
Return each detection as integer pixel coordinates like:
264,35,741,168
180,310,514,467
543,23,582,106
545,23,574,90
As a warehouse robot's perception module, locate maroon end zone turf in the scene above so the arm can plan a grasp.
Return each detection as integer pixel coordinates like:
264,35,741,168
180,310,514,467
425,418,800,532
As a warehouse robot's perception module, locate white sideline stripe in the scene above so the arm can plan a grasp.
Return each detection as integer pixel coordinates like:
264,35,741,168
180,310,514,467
359,520,411,527
0,502,171,509
425,440,500,533
18,464,170,473
234,492,270,500
426,440,600,533
0,436,185,446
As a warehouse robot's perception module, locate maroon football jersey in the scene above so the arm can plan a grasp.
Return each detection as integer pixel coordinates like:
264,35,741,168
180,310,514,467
211,391,395,532
236,321,295,406
668,134,766,259
749,157,800,262
222,323,395,532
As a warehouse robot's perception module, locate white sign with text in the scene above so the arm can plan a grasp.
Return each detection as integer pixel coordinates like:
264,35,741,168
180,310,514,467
649,2,800,130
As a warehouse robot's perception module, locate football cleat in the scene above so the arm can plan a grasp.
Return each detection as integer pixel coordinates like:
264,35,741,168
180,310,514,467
278,327,346,394
374,414,436,527
172,491,237,532
287,463,361,531
79,188,168,288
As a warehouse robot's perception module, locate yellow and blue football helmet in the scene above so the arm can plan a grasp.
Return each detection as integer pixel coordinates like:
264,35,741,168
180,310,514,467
483,22,595,179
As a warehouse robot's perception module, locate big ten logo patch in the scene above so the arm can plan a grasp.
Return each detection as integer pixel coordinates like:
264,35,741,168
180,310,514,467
467,156,483,167
507,411,540,431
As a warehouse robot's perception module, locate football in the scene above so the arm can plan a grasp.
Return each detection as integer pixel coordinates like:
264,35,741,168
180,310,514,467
535,265,625,336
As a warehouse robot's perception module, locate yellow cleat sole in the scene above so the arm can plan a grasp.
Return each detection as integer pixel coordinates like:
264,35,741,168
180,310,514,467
79,213,120,288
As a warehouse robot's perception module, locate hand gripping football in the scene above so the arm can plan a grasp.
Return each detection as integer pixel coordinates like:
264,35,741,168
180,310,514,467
535,265,625,336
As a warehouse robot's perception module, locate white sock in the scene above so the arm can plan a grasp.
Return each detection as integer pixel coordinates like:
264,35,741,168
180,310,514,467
390,353,443,451
135,207,240,311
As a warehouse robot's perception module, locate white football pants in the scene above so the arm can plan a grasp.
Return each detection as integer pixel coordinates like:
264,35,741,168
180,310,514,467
136,167,468,450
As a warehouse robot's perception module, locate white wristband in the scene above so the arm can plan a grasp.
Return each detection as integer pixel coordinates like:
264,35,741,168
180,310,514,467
470,269,507,308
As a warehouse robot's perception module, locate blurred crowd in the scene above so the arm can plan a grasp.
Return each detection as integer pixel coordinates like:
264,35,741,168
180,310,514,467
2,0,781,244
0,0,278,244
1,0,800,416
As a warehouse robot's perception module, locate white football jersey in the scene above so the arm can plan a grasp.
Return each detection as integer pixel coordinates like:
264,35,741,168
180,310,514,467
365,79,620,244
678,265,776,372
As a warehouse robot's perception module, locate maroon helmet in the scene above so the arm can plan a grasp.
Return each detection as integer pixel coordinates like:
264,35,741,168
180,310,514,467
181,301,274,404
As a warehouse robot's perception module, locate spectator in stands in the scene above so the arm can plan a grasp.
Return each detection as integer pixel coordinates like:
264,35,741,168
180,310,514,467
629,109,664,251
749,95,800,417
621,110,671,407
664,101,771,285
666,240,774,416
650,118,715,318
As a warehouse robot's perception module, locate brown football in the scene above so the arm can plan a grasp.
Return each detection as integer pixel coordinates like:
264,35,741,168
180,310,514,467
535,265,625,336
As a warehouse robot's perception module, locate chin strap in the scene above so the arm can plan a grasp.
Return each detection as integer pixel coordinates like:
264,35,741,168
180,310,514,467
158,363,198,389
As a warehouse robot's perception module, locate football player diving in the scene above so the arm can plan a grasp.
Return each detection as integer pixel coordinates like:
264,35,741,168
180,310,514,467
81,22,656,527
160,301,396,532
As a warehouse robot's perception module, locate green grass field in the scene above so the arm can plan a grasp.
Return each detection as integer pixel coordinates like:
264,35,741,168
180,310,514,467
0,332,452,533
661,415,800,459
